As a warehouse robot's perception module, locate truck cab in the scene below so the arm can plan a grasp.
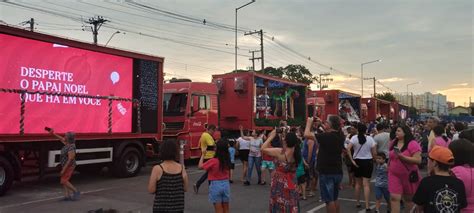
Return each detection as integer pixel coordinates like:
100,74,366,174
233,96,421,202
163,80,218,159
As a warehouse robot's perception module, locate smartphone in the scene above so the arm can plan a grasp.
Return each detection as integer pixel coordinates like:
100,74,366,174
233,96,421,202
394,146,400,153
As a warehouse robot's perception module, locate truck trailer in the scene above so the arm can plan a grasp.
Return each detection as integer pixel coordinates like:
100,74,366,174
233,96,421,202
162,71,308,160
311,89,362,123
0,25,164,195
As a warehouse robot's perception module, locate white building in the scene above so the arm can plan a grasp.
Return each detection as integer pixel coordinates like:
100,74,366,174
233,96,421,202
394,92,448,116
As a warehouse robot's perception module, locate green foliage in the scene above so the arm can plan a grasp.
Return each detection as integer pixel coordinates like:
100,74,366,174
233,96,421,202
281,65,316,85
232,69,250,73
258,65,315,85
375,92,396,102
408,106,418,117
260,67,284,78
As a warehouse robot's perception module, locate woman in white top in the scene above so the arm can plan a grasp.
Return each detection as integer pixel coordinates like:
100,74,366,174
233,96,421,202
346,123,377,211
236,128,251,182
239,125,264,185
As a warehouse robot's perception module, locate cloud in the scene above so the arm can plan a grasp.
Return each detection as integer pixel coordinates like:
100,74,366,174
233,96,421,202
378,77,404,83
331,75,359,82
436,87,474,106
451,83,469,87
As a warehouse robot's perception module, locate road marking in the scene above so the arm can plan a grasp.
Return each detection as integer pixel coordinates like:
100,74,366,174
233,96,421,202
307,204,326,213
337,197,387,206
358,204,376,213
0,186,120,209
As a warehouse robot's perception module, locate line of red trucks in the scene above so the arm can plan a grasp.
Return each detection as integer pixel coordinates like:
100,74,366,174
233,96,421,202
0,25,409,195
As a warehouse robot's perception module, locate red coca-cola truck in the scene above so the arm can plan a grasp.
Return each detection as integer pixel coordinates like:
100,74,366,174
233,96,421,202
213,72,308,133
0,25,164,195
361,98,393,123
310,90,362,123
162,72,308,159
162,80,219,159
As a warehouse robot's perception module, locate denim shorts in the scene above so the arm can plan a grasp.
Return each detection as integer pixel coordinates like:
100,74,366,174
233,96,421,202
319,174,343,203
261,160,275,170
209,180,230,204
374,186,390,202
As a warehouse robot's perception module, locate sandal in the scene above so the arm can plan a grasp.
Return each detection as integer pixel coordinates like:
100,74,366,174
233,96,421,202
259,181,266,185
356,204,362,208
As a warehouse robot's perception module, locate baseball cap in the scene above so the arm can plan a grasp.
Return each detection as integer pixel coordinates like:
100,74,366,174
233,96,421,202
429,146,454,165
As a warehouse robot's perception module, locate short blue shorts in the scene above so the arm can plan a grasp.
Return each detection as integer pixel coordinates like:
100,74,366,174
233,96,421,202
209,180,230,204
319,174,343,203
374,186,390,202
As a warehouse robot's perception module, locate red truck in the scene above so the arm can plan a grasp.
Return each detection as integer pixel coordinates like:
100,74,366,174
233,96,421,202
391,102,410,122
306,92,326,118
0,26,164,195
163,72,308,160
361,98,393,123
311,89,362,123
162,79,219,160
213,72,308,134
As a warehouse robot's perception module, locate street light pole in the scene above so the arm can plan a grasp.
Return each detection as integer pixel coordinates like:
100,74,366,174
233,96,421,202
235,0,255,71
361,59,381,97
406,82,420,107
105,31,122,47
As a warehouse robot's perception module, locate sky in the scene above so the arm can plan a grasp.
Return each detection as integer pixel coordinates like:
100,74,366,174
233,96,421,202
1,0,473,106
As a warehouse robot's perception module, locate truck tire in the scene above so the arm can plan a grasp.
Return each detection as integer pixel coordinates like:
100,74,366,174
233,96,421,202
0,156,14,196
112,147,142,178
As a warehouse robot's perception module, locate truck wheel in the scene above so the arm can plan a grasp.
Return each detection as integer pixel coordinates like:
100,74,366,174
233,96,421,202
112,147,142,178
0,156,14,196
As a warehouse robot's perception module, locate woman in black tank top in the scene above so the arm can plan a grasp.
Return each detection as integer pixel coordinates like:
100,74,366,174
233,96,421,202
148,140,189,213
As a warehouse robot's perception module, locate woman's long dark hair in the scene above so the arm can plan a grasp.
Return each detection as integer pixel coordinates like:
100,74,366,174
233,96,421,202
357,123,367,145
215,139,231,171
391,125,415,152
433,125,449,143
449,139,474,167
285,132,302,166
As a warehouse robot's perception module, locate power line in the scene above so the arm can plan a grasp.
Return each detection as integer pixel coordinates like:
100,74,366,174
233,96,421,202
3,1,398,92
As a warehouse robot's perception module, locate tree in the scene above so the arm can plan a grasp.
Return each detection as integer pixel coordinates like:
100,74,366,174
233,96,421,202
259,65,315,84
281,64,316,85
375,92,397,102
408,106,418,117
259,66,284,78
232,69,249,73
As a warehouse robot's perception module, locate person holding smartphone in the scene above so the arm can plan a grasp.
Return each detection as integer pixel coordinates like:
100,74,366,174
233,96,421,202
388,125,422,212
45,127,80,201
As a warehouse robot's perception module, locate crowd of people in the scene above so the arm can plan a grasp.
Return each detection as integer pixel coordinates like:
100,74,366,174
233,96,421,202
147,116,474,213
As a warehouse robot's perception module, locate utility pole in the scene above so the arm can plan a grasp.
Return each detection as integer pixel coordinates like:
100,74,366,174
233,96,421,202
244,29,264,70
249,50,261,71
364,77,376,97
259,29,264,70
317,73,332,90
28,18,34,31
20,18,35,31
85,16,108,45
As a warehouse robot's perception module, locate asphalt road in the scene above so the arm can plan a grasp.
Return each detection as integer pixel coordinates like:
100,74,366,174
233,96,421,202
0,161,419,213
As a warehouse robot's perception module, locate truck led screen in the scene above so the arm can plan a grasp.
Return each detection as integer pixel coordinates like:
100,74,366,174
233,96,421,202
0,33,133,134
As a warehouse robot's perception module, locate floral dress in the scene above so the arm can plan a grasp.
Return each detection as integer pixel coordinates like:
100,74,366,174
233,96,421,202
269,150,299,213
